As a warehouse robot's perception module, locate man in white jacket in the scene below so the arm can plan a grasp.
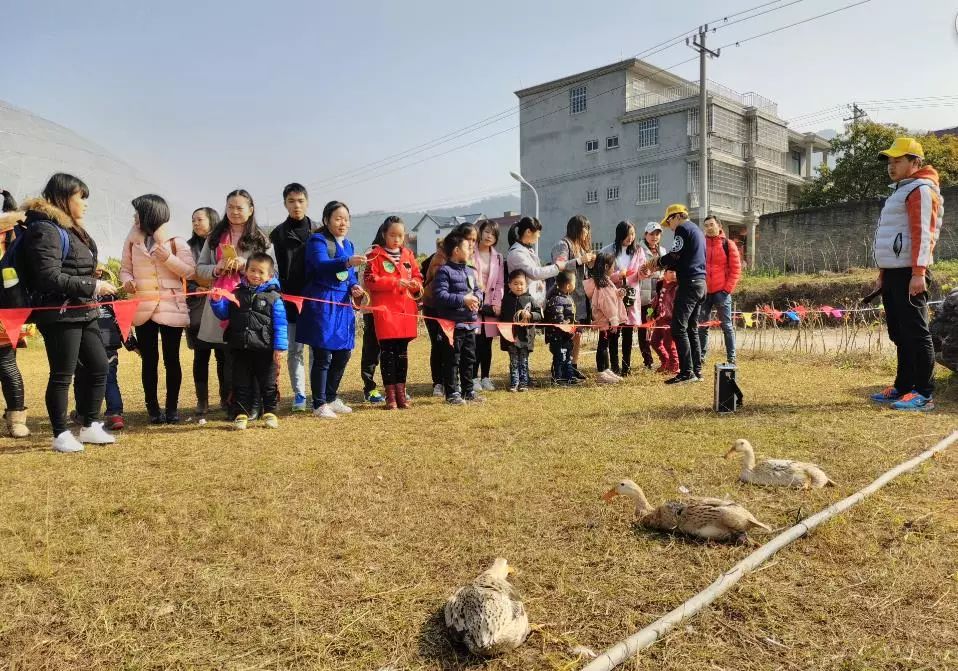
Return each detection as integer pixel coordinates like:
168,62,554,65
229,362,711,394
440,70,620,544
870,137,943,411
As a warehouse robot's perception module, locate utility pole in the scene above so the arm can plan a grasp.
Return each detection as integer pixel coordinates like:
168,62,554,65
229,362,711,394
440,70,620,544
688,26,720,224
843,102,867,128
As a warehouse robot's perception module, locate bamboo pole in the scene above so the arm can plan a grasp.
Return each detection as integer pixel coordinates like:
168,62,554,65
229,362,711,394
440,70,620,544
582,431,958,671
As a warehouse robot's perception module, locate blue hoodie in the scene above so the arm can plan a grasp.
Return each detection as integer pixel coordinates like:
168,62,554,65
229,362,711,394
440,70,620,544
210,276,288,352
659,221,706,281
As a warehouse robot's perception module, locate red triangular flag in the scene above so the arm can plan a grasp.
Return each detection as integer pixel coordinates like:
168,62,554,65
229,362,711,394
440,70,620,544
436,318,456,347
218,289,240,307
497,322,515,342
111,299,140,342
0,308,32,348
282,293,305,315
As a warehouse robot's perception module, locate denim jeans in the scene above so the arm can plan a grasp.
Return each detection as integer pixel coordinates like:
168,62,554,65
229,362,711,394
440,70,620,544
671,279,707,376
104,349,123,416
698,291,736,363
286,322,312,401
310,347,351,408
549,337,575,381
508,350,530,388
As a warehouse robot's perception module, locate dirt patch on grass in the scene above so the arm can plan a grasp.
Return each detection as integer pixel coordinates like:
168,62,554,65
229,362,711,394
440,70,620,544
0,343,955,670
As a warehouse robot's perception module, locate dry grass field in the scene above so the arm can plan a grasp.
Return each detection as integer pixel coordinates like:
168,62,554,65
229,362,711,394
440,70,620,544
0,339,955,670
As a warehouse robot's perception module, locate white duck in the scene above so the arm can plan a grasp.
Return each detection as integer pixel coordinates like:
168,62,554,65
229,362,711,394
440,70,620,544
444,558,530,656
603,479,771,542
725,439,836,489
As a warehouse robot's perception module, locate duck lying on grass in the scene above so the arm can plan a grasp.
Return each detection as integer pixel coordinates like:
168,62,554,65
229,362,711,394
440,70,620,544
725,439,836,489
444,558,531,656
602,479,771,543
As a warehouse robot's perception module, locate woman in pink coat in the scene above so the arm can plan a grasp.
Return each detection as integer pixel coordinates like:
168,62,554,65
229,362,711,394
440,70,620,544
120,194,195,424
600,221,648,376
473,219,504,391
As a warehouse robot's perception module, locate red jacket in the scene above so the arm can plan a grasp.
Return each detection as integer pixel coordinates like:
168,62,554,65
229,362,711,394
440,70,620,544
704,232,741,294
364,245,423,340
652,280,677,323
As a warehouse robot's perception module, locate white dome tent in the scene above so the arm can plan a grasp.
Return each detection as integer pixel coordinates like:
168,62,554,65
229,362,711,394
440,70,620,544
0,99,176,258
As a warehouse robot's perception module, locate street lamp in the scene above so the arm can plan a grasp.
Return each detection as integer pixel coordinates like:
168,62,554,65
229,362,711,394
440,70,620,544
509,171,539,219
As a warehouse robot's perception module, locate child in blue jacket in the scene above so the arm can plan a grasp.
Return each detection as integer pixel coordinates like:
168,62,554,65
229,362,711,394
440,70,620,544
211,252,288,430
433,230,484,404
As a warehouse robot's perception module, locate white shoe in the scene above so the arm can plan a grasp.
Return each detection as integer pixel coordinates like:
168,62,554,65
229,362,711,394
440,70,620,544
472,378,481,392
432,384,444,398
313,405,339,419
328,398,353,414
608,370,624,382
480,377,496,391
78,421,116,444
597,369,620,384
52,430,84,453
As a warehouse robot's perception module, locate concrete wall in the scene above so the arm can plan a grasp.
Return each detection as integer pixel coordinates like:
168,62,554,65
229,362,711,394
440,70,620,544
756,185,957,272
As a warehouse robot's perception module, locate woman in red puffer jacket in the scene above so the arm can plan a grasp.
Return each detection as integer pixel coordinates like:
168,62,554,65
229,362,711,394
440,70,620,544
700,216,741,365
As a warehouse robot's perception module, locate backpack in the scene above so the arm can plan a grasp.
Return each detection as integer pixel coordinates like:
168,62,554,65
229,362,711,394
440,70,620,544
284,234,338,296
0,221,70,309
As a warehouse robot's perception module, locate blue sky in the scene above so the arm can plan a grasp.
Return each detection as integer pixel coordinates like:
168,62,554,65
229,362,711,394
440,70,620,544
4,0,958,225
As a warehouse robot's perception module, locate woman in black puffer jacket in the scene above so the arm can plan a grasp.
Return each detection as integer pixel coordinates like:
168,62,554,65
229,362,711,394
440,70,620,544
19,173,119,453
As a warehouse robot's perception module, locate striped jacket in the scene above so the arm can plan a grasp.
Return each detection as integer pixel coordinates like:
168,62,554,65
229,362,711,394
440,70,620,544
874,166,944,274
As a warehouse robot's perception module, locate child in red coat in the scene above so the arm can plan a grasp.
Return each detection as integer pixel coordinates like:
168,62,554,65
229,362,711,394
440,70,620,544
364,216,423,409
650,270,679,373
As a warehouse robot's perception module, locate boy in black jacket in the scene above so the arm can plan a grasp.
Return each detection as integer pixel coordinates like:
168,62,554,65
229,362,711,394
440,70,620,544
499,269,542,391
544,271,579,385
210,253,288,430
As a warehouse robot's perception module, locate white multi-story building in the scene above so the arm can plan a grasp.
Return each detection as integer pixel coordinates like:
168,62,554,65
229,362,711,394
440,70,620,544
515,58,830,262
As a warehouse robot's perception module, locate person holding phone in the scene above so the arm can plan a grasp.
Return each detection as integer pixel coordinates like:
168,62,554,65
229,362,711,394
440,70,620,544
195,189,270,417
295,200,366,419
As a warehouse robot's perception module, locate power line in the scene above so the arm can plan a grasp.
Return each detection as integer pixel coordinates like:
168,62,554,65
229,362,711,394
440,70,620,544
263,0,815,207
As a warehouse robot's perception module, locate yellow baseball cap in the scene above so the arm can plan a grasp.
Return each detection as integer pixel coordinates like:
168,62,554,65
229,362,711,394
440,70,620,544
879,137,924,159
660,203,689,227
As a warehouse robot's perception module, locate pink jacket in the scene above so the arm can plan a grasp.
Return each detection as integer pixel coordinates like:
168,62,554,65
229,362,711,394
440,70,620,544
584,278,628,329
120,227,196,328
602,243,648,326
474,246,505,338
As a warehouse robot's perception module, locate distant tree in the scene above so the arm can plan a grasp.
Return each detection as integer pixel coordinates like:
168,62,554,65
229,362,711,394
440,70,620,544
797,121,958,208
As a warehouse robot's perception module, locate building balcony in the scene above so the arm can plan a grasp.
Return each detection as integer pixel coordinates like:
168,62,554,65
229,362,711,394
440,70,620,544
689,190,746,214
627,80,778,115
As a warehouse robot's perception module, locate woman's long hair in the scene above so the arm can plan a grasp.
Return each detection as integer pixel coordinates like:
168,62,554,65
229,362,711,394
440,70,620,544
208,189,268,253
613,220,636,257
564,214,591,255
42,173,92,245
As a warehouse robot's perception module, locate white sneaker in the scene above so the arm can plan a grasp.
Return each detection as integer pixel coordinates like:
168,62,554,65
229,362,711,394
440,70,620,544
472,378,481,392
597,369,620,384
78,421,116,444
480,377,496,391
608,370,624,382
328,398,353,414
432,384,444,398
52,430,84,453
313,404,338,419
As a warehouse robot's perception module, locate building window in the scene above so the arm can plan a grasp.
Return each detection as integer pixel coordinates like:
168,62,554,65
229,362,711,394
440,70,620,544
607,186,620,201
570,85,587,115
790,150,802,175
637,118,658,148
687,161,699,193
636,174,659,204
586,139,599,153
606,135,620,150
591,242,604,253
586,189,598,204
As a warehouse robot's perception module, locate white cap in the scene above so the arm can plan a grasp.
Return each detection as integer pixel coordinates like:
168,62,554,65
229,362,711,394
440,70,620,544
644,222,662,234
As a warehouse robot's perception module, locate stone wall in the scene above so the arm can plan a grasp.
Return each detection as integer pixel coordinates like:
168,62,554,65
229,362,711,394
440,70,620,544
756,185,958,272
